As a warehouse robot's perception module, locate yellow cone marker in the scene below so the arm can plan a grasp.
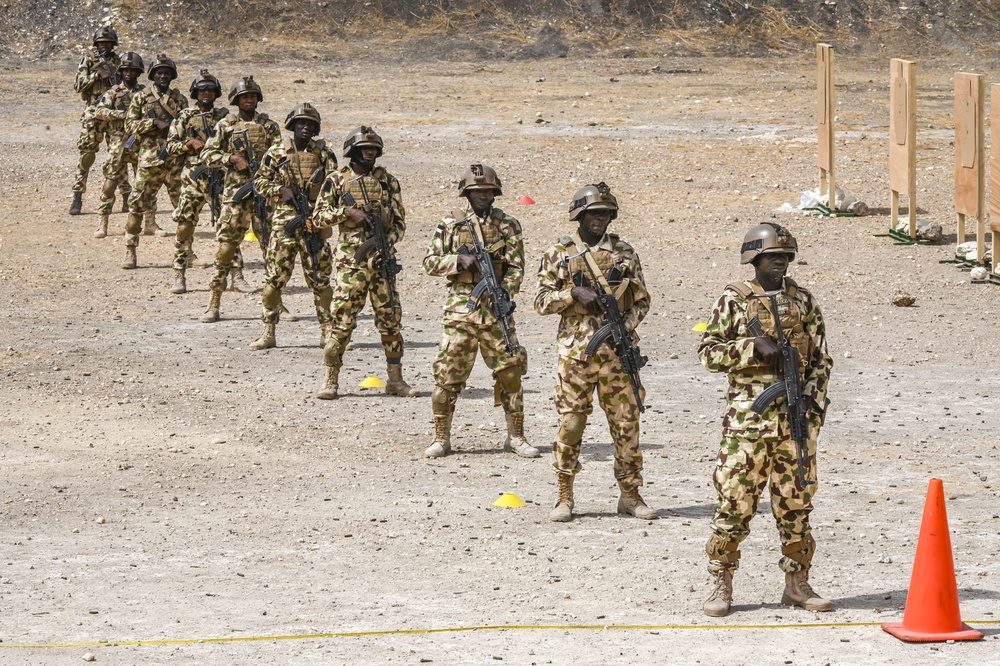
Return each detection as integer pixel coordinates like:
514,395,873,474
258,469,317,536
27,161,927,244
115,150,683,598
691,321,708,332
245,229,258,242
359,375,385,389
493,493,526,508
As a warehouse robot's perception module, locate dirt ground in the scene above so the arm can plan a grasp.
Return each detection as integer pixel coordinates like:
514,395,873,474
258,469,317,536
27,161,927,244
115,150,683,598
1,48,999,665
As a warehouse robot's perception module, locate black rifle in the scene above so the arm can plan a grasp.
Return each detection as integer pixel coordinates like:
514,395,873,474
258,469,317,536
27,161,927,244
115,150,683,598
571,249,647,413
122,107,155,151
279,159,326,284
231,130,269,251
344,178,401,312
100,53,120,87
457,213,519,354
746,291,815,491
191,112,222,226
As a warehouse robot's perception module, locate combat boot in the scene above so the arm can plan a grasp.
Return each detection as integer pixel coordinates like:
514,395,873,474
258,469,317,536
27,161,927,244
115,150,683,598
69,192,83,215
502,412,540,458
249,322,276,351
316,364,340,400
385,363,418,397
143,212,169,237
781,570,833,612
170,269,187,295
280,303,299,322
93,213,109,239
549,474,575,522
703,565,734,617
229,267,258,293
424,413,453,458
617,486,657,520
121,245,137,270
120,199,129,213
200,289,222,323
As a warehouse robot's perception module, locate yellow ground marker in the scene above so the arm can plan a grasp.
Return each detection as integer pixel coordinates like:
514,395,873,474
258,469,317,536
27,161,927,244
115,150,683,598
691,321,708,332
493,493,526,508
359,375,385,388
245,229,258,242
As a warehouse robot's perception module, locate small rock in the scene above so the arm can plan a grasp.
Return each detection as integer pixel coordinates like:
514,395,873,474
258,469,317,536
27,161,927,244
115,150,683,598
95,516,105,525
891,293,915,307
843,351,852,359
970,266,988,280
82,653,96,662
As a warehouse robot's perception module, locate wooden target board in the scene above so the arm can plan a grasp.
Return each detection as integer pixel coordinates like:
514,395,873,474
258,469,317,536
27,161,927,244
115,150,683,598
817,44,835,205
991,84,1000,272
954,72,985,262
889,59,917,239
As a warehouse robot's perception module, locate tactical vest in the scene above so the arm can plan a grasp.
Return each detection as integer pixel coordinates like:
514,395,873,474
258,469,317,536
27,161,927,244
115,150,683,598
452,208,507,283
229,113,271,161
728,279,812,374
340,166,389,229
562,233,633,314
282,137,326,202
78,48,120,103
188,107,227,143
102,84,143,133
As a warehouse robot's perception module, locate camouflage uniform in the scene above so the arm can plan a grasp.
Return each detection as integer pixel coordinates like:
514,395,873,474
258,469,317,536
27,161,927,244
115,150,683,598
253,137,338,330
534,231,650,490
312,163,407,365
72,46,122,196
697,277,832,573
93,81,143,215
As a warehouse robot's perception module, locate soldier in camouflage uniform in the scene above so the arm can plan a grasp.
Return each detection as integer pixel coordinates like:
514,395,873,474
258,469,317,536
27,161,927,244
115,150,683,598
200,76,283,323
422,164,538,459
91,51,144,238
70,26,126,215
697,222,833,617
247,103,339,350
534,183,655,523
311,126,417,399
164,69,239,294
121,54,187,269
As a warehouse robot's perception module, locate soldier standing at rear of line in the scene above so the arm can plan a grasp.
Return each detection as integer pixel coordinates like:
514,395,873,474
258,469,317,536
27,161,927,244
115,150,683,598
199,76,282,323
92,51,144,238
310,126,417,399
697,222,833,618
534,183,656,523
421,163,538,459
248,103,338,351
122,54,188,269
70,26,125,216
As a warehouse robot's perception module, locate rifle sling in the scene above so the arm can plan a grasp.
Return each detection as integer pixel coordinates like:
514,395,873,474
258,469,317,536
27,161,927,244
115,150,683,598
571,232,629,302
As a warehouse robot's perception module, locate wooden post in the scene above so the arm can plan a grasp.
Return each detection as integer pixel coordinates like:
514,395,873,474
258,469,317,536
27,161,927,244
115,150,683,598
817,43,835,209
990,84,1000,273
955,73,985,264
889,59,917,239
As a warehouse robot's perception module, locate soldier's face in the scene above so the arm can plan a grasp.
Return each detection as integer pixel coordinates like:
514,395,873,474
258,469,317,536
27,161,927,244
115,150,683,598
152,68,172,90
294,119,318,142
754,253,791,282
96,41,114,55
466,189,495,214
121,68,141,85
196,88,216,107
359,146,379,162
237,93,259,113
580,208,613,237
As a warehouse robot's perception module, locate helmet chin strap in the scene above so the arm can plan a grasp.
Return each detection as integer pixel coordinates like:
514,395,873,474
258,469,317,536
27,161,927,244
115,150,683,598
352,156,376,172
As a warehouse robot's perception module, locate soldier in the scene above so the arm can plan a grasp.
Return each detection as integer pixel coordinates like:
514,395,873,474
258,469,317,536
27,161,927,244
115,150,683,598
247,103,338,350
122,54,187,269
311,126,417,399
421,164,538,459
534,183,655,523
91,51,144,238
697,222,833,618
164,69,237,294
199,76,282,323
70,26,126,216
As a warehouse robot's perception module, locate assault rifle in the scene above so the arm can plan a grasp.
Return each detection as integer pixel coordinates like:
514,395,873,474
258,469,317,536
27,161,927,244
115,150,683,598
188,112,223,226
231,130,269,250
746,291,814,491
571,248,647,413
457,213,519,355
344,177,401,312
279,159,326,284
122,107,155,151
99,53,120,87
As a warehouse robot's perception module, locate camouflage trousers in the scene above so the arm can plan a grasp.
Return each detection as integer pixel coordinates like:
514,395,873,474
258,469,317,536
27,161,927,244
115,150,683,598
125,162,182,247
72,107,110,193
208,201,260,292
98,137,136,214
708,419,819,573
324,261,403,365
260,227,333,325
551,347,645,491
432,313,526,413
171,169,228,271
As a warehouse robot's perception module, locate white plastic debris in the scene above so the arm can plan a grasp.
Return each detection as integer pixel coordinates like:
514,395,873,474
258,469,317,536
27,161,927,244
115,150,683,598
778,186,868,216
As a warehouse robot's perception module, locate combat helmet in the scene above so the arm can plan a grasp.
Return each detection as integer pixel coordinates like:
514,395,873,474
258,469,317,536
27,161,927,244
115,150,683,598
147,54,178,81
118,52,144,73
343,126,383,158
189,69,222,97
740,223,797,264
228,76,263,104
569,182,618,221
92,26,118,46
458,163,503,196
285,102,322,132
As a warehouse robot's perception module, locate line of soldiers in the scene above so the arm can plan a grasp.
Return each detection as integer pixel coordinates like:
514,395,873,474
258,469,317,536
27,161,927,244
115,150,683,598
70,28,834,619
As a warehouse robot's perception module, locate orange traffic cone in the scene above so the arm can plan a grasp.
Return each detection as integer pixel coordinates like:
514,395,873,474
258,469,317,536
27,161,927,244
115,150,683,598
881,478,983,642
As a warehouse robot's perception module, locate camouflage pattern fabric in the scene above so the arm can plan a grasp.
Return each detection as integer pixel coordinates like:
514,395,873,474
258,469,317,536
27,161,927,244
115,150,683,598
313,163,407,361
93,82,144,212
124,164,182,246
72,48,121,193
423,206,526,409
697,277,832,572
535,230,650,490
253,137,339,324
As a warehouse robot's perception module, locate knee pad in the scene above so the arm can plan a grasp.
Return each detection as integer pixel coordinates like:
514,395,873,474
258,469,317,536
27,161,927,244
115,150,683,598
380,333,403,361
323,340,344,367
557,413,587,445
261,285,281,312
781,533,815,567
80,151,97,170
495,365,522,395
706,533,741,565
431,385,458,415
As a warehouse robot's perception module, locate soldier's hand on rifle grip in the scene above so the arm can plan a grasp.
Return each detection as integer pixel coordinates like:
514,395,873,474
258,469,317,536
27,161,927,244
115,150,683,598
571,286,602,314
457,253,477,272
344,207,368,225
97,69,110,82
753,336,780,367
371,250,384,269
230,154,250,172
186,137,204,152
278,186,294,203
154,118,170,131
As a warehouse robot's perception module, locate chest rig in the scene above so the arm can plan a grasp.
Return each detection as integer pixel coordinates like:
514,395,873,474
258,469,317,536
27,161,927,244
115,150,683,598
340,166,389,229
81,48,120,103
280,138,326,202
561,233,632,314
453,208,507,283
229,113,271,160
187,108,227,143
110,83,142,113
729,279,812,374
